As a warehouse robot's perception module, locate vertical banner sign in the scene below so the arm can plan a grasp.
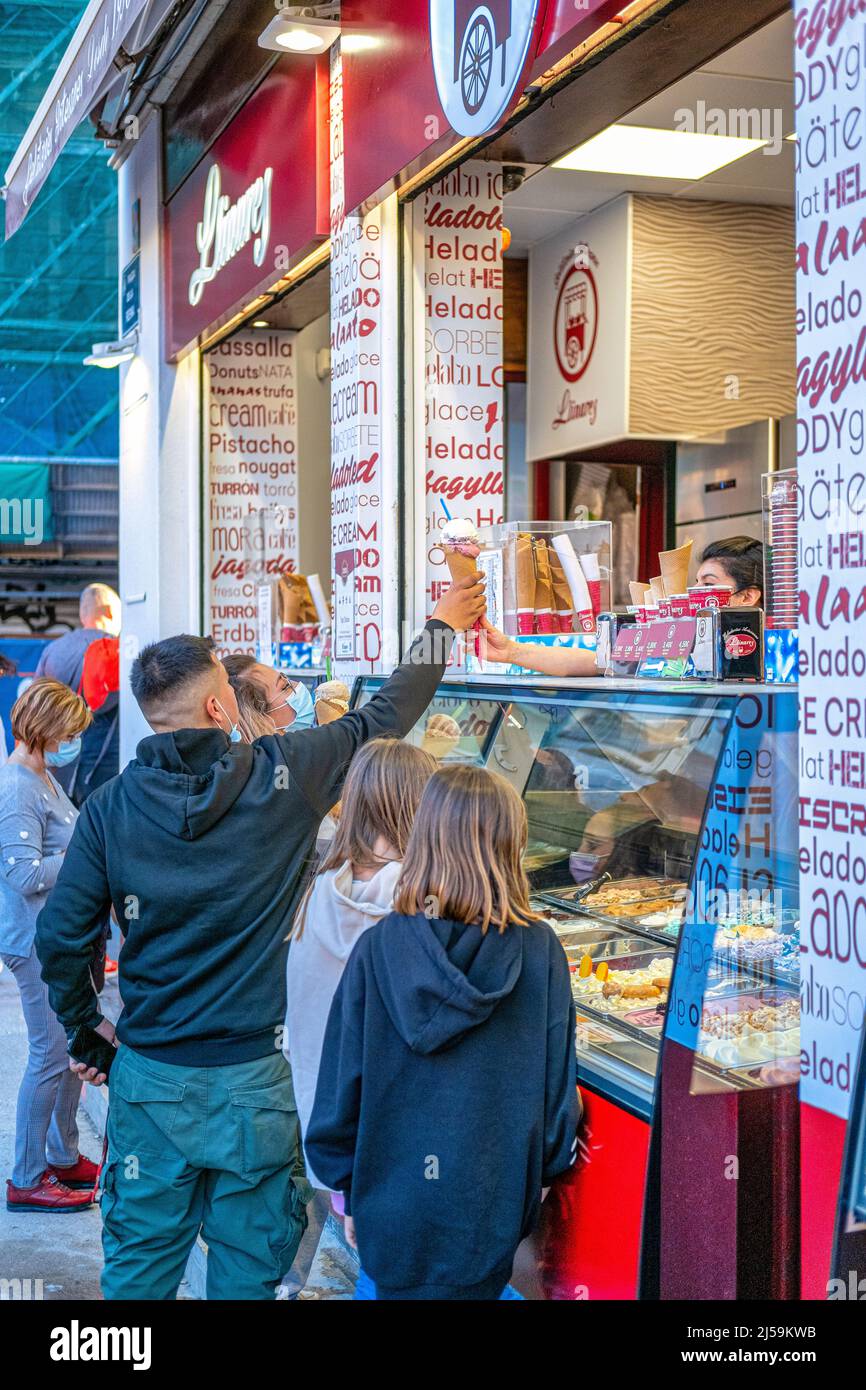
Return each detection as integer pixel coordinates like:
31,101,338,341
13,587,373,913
424,161,505,613
796,4,866,1122
329,45,392,674
206,329,298,654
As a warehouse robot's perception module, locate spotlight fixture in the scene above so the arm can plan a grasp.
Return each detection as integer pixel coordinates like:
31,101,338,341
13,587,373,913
258,10,340,53
83,335,137,368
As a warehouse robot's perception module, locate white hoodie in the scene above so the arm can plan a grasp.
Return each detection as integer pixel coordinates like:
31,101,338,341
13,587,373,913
284,857,402,1188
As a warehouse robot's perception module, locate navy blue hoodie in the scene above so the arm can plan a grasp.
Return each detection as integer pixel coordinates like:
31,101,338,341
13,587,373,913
35,622,453,1065
304,910,579,1300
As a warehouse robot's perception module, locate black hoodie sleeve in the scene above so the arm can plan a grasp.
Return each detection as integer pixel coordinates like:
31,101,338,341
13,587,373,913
303,946,367,1213
268,619,454,820
35,800,111,1034
542,936,580,1185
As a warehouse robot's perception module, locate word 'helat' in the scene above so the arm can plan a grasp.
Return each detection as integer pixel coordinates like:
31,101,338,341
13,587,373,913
189,163,273,307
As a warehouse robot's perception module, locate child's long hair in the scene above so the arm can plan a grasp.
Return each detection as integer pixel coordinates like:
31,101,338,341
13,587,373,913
394,764,542,934
293,737,436,938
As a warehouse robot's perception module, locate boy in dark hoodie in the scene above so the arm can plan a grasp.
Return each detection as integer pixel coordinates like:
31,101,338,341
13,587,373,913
34,576,485,1301
305,764,580,1300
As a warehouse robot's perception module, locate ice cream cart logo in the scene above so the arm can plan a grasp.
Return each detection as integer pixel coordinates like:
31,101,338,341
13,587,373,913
429,0,542,138
553,261,598,384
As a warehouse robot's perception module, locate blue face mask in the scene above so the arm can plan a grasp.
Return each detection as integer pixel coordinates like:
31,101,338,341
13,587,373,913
270,680,315,731
45,737,82,767
214,699,243,744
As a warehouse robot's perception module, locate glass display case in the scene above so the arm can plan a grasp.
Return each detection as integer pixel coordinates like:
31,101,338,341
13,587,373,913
354,676,799,1117
352,672,800,1298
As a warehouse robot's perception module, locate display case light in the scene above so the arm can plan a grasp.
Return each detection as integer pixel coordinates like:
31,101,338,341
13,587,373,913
554,124,767,180
258,11,340,54
83,335,137,369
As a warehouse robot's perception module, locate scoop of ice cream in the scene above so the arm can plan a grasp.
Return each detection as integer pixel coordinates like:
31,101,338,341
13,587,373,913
441,518,480,555
421,712,462,759
315,680,351,723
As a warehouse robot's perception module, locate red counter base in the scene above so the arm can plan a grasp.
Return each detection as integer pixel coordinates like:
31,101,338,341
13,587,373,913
800,1102,846,1300
536,1087,650,1300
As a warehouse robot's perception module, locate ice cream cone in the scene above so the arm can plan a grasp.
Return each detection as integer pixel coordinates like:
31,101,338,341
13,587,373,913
629,581,651,608
659,540,692,598
315,680,350,725
649,575,665,606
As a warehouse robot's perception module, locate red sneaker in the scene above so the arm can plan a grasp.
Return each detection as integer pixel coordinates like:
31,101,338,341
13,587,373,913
6,1172,95,1212
104,957,118,975
48,1154,100,1190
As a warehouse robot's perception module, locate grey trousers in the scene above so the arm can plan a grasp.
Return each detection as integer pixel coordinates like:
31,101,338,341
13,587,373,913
1,946,80,1187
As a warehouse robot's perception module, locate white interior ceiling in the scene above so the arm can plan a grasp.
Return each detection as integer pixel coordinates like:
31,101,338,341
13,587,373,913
504,11,794,256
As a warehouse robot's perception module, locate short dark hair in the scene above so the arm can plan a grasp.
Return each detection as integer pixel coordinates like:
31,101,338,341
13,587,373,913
700,536,764,601
131,634,218,714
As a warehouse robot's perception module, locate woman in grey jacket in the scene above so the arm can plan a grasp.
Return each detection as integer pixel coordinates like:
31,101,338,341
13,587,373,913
0,678,96,1213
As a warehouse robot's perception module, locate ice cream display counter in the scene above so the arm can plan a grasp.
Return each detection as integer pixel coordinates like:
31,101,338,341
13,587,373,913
350,673,800,1300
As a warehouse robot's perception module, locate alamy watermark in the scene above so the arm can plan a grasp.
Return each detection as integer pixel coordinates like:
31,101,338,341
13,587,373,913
674,101,785,156
0,497,43,545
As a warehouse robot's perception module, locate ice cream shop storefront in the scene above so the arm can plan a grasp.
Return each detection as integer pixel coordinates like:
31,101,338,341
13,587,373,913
110,0,866,1299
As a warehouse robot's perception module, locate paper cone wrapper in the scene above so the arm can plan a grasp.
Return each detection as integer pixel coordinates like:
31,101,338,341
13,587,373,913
659,540,692,598
649,575,666,606
629,581,651,607
515,533,536,634
549,551,575,632
533,540,557,634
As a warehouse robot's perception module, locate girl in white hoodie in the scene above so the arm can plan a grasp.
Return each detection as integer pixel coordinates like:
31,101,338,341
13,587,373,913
285,737,436,1189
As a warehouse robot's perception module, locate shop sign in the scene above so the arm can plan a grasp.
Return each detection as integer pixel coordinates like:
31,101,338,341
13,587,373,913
205,329,299,655
429,0,542,139
120,254,140,335
4,0,153,238
526,197,630,460
165,64,323,358
340,0,623,214
329,46,398,675
423,161,505,616
188,164,273,308
796,5,866,1122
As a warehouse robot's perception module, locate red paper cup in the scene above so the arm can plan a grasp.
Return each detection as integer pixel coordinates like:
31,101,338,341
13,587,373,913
536,611,557,634
669,594,690,618
517,610,535,635
689,586,732,612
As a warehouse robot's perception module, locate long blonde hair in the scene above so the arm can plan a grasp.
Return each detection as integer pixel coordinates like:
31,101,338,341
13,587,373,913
293,737,436,938
394,764,542,934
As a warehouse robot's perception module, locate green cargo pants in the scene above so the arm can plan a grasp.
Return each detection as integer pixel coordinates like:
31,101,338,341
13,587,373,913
100,1045,309,1301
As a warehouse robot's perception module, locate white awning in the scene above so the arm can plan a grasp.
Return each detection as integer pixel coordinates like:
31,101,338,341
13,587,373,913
3,0,163,239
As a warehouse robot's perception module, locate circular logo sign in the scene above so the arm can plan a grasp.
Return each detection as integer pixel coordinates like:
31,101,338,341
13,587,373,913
429,1,542,139
553,263,598,383
724,632,758,659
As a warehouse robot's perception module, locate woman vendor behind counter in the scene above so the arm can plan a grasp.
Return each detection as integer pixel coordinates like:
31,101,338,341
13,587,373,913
482,536,764,678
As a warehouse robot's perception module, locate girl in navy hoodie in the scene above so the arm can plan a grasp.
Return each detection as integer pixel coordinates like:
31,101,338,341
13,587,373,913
305,764,579,1301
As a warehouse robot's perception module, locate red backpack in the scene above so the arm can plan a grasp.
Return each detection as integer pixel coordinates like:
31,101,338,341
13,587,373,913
80,636,120,712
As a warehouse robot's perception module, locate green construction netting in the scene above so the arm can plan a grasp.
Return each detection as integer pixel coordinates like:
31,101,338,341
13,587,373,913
0,1,118,471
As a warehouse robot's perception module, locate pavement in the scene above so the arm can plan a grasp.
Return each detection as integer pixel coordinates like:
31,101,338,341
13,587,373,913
0,963,104,1301
0,963,356,1302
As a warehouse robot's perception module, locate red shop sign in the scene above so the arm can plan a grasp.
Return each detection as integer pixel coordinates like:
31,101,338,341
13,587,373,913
164,59,328,358
341,0,625,214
